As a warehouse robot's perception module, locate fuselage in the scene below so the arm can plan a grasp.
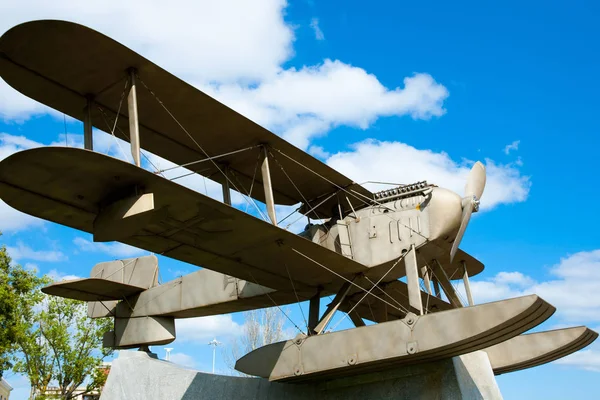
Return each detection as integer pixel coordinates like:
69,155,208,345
299,185,463,279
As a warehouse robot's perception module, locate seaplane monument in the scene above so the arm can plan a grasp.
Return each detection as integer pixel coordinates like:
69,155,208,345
0,20,596,399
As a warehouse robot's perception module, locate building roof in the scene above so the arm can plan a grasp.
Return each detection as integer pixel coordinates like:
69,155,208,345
0,378,13,391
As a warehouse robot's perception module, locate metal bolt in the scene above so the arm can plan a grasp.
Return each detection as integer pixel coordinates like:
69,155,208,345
347,355,357,365
294,366,303,376
407,342,418,354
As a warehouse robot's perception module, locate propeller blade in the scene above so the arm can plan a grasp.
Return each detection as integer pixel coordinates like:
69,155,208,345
450,200,474,263
465,161,486,200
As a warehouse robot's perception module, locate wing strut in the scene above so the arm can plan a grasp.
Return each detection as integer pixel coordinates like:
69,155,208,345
127,68,141,167
462,260,475,306
308,290,320,335
404,245,423,315
261,147,277,225
222,166,232,205
314,281,353,334
431,259,463,308
84,95,94,150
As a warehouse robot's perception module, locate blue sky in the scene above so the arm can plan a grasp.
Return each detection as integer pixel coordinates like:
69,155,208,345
1,1,600,399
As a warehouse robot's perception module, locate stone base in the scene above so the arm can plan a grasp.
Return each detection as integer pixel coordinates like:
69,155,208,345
100,350,502,400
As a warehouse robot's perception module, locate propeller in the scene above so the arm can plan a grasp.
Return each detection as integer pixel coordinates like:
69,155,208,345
450,161,486,262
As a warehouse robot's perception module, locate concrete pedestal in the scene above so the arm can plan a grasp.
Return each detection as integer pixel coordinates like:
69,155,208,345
100,350,502,400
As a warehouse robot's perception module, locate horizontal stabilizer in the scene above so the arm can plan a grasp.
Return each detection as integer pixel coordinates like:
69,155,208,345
484,326,598,375
42,278,146,301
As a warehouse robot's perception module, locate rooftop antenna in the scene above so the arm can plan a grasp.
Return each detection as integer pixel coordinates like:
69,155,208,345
164,347,173,361
207,338,222,374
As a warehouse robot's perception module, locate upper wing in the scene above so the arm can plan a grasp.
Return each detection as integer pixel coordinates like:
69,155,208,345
0,20,372,218
0,147,367,294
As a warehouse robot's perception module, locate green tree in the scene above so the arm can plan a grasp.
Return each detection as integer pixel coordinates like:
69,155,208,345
14,295,113,399
0,233,48,379
42,296,113,399
12,313,54,399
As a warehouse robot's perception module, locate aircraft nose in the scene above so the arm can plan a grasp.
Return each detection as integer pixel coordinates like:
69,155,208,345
426,187,463,242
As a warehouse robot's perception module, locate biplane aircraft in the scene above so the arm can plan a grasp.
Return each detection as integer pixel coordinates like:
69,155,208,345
0,20,596,382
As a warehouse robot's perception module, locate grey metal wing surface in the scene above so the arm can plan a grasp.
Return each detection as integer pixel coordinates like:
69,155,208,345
0,147,367,296
42,278,147,302
0,19,372,219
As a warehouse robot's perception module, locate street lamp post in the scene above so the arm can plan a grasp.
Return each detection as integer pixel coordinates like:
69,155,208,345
207,338,222,374
164,347,173,361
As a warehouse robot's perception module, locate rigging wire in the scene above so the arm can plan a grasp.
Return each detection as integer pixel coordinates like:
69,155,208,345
428,267,467,308
448,267,469,306
96,104,164,178
268,149,327,222
364,276,409,312
330,254,407,331
277,206,302,226
104,78,131,161
271,147,428,240
284,262,308,331
291,248,403,312
89,72,465,333
246,270,305,335
229,167,269,222
243,149,263,214
136,74,267,221
284,191,337,230
154,145,260,174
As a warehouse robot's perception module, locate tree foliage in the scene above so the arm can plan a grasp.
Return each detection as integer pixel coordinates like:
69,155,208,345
13,296,113,399
0,233,49,378
1,231,113,398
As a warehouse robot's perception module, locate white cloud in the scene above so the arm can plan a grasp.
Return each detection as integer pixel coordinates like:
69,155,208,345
326,139,530,210
555,349,600,372
175,315,243,343
310,17,325,40
307,145,330,159
0,200,46,233
6,242,67,262
0,133,47,232
73,237,146,258
0,0,293,84
503,140,520,154
208,66,448,150
493,271,535,287
0,132,82,233
467,249,600,324
0,3,448,152
0,80,52,121
24,262,38,271
0,131,122,233
0,0,293,120
47,268,81,281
